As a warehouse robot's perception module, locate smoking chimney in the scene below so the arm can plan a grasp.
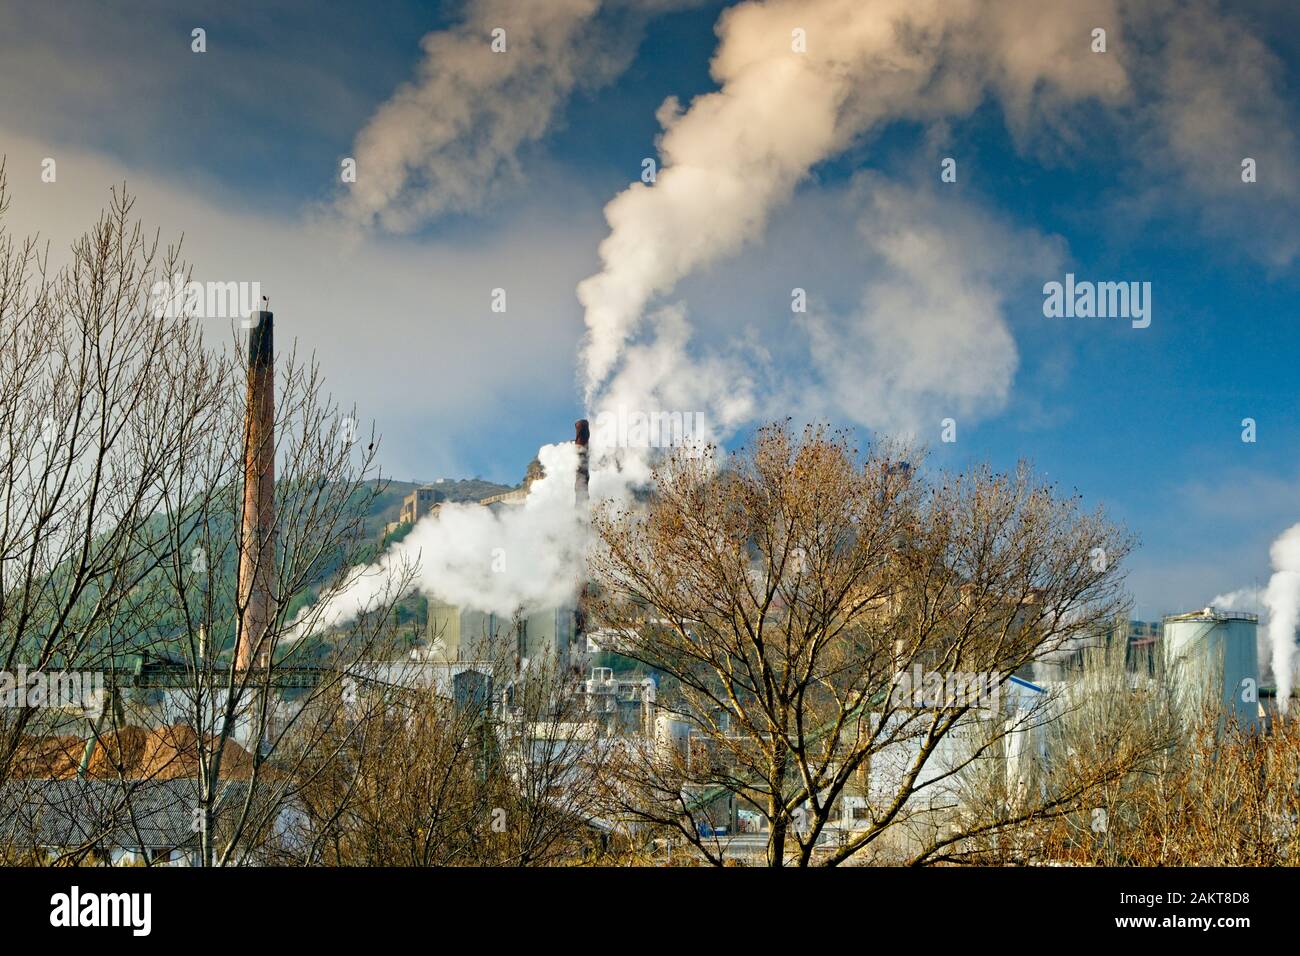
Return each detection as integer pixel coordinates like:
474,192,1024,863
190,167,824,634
574,418,590,504
237,310,276,670
572,419,591,673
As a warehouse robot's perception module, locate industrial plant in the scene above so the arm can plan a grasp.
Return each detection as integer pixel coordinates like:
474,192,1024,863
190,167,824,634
1,5,1298,946
0,299,1296,872
0,280,1295,878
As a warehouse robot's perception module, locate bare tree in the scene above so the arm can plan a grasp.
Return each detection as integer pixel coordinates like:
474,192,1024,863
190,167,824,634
0,174,411,865
1031,653,1300,866
296,637,614,867
945,641,1177,865
0,169,226,796
590,422,1143,866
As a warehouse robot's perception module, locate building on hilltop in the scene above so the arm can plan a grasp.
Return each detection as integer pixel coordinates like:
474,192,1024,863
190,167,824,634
399,486,445,526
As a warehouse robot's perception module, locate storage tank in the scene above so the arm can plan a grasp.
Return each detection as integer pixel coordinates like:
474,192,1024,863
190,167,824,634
654,712,692,764
1163,607,1259,729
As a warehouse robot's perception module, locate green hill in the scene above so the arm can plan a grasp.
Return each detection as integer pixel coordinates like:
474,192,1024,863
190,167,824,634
21,475,520,670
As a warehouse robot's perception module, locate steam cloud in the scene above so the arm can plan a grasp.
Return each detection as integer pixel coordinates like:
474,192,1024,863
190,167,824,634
1263,524,1300,714
799,176,1062,434
577,0,1129,413
1210,587,1264,612
298,443,587,634
338,0,607,233
307,0,1297,636
1212,523,1300,715
338,0,704,233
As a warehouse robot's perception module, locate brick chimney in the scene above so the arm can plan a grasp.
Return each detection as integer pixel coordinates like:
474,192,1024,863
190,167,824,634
237,310,276,670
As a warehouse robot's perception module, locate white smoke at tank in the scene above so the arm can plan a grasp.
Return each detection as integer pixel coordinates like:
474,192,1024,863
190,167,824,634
1213,528,1300,714
1210,586,1270,681
1263,523,1300,714
1211,587,1264,611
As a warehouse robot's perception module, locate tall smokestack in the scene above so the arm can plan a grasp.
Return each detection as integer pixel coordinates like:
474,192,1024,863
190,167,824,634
237,310,276,670
574,418,589,504
572,419,591,674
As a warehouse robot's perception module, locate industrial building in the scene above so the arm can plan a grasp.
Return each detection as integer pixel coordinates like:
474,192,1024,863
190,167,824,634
399,486,445,526
8,298,1288,867
423,601,580,670
583,668,656,736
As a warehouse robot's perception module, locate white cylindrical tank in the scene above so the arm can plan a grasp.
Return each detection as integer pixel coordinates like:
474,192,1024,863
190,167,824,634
1163,607,1259,729
654,712,691,763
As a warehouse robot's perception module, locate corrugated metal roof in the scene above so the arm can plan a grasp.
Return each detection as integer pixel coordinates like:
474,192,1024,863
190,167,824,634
0,778,251,850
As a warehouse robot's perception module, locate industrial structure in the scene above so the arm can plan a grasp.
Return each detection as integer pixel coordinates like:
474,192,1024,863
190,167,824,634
236,308,276,671
399,486,444,526
409,421,593,672
584,668,655,735
1162,606,1261,729
8,297,1289,867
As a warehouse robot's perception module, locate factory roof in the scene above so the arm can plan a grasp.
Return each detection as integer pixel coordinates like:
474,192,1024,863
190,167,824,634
0,777,252,850
1163,606,1259,624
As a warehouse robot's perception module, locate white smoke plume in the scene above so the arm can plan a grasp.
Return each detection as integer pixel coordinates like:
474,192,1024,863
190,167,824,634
578,0,1299,432
1210,587,1264,613
299,442,587,634
338,0,704,233
1263,524,1300,714
308,0,1295,636
1214,525,1300,713
1210,586,1271,685
339,0,606,233
578,0,1128,407
798,175,1063,435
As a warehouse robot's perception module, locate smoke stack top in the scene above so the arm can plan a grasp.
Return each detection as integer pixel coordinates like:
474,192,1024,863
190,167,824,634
249,309,273,367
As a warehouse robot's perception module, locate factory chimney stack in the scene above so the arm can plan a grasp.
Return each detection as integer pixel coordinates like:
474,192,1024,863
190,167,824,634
236,309,276,670
574,419,590,504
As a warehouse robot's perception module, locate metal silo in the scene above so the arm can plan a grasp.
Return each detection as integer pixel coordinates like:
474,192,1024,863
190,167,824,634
1162,607,1259,729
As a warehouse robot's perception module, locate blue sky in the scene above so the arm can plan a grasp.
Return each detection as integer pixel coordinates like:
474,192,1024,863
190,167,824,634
1,0,1297,618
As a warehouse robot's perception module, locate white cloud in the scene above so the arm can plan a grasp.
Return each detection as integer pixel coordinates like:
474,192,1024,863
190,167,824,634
0,126,600,482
